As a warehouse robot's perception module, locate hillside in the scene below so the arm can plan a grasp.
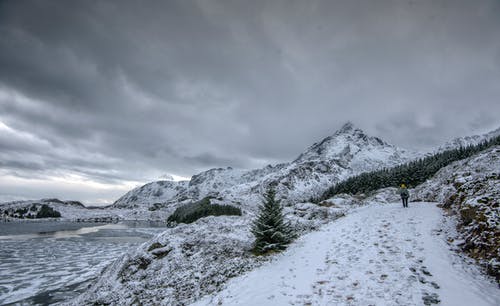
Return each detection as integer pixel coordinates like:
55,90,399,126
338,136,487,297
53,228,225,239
112,180,189,209
69,202,349,305
0,198,170,222
413,146,500,281
0,199,119,222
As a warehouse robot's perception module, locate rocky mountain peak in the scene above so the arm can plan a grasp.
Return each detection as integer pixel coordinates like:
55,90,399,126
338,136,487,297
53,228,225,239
333,122,385,144
294,122,390,163
335,121,357,134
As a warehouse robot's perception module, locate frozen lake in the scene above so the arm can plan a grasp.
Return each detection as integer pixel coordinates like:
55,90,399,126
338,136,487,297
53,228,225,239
0,221,166,305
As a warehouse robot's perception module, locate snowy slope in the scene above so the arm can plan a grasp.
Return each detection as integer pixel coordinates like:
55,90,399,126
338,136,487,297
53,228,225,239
437,127,500,152
413,146,500,280
413,146,499,203
112,180,189,209
193,203,499,306
108,122,420,212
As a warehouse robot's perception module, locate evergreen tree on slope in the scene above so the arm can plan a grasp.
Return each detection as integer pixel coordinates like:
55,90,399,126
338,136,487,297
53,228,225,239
251,188,295,254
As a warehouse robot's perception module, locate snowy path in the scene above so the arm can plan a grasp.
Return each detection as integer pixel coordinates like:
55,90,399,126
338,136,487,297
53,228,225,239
193,202,499,306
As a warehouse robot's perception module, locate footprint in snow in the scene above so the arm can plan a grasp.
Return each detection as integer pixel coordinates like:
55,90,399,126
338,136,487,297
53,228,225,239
422,291,441,305
430,281,440,289
421,267,432,276
418,275,427,284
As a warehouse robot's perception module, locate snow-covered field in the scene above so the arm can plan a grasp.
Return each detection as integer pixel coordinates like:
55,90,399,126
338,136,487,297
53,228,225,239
194,203,499,306
0,222,165,305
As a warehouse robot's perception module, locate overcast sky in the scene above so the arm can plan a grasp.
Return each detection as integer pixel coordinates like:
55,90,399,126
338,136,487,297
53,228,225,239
1,0,499,204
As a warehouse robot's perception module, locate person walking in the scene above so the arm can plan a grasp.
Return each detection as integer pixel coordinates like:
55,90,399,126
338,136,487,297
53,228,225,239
399,183,410,208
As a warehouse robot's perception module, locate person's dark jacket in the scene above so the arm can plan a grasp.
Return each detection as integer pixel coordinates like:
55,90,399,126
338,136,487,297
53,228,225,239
399,187,409,198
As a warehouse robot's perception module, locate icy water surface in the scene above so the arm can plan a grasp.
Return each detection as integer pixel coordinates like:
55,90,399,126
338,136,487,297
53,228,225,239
0,221,166,305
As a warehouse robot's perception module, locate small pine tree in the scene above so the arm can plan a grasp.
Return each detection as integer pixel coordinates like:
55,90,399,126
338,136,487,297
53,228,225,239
251,189,295,254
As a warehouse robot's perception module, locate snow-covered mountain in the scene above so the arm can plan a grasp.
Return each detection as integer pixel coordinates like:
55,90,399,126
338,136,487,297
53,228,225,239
294,122,408,167
110,122,420,212
112,180,189,209
437,126,500,152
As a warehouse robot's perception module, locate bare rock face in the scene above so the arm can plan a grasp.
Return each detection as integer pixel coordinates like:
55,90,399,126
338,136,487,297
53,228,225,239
448,175,499,281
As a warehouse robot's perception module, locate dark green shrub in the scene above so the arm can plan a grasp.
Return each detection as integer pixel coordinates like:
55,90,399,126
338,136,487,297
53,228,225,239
167,197,242,224
36,204,61,218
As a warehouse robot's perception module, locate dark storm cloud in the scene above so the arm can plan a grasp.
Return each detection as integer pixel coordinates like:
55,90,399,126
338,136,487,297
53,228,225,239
1,0,499,202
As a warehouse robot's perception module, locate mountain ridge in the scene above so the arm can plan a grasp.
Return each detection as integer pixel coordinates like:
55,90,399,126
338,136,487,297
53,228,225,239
437,126,500,152
111,122,420,210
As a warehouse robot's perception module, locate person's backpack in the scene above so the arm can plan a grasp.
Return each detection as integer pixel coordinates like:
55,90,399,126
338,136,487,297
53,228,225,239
401,188,409,198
